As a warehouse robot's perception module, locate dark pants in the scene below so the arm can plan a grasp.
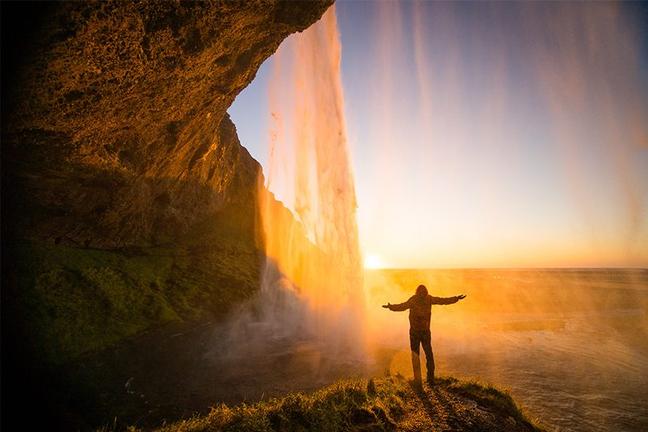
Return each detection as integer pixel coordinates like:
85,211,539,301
409,329,434,382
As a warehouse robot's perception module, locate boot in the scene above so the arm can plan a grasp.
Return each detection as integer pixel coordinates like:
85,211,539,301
426,374,435,386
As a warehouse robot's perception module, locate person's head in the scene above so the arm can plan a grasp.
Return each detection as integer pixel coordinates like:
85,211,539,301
416,284,428,296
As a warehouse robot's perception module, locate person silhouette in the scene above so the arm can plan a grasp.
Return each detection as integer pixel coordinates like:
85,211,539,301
383,284,466,385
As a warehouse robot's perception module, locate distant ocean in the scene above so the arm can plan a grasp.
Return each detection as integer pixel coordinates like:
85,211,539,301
366,268,648,432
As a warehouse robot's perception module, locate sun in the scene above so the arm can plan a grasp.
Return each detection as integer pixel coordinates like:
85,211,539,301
364,254,383,269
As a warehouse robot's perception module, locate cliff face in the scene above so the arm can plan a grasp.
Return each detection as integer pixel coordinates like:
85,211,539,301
2,1,331,364
4,0,330,248
2,1,332,428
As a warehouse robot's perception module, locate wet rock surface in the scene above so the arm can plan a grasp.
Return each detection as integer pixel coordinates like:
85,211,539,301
1,1,331,430
4,0,331,248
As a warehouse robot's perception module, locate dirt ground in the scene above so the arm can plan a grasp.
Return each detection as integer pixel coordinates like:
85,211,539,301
396,380,538,432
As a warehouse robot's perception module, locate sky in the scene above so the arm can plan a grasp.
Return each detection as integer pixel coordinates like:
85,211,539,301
229,1,648,269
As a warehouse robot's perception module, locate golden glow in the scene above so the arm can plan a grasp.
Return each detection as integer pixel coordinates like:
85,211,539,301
259,6,364,346
364,254,384,269
231,3,648,269
348,1,648,268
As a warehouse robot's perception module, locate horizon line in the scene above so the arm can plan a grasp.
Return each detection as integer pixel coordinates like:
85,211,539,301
364,266,648,271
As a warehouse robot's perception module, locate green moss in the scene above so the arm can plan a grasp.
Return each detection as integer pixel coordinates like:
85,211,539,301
11,239,261,365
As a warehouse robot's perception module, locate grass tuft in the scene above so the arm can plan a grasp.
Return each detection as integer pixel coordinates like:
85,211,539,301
120,377,542,432
144,379,403,432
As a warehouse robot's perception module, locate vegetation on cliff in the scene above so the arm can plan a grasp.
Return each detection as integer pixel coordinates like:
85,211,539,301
11,237,260,365
2,2,333,429
3,0,332,366
130,376,542,432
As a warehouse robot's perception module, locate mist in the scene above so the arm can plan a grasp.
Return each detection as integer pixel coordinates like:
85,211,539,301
207,6,366,379
333,0,648,268
221,2,648,430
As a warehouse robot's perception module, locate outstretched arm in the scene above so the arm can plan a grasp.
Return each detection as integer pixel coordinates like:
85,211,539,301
382,296,413,311
430,294,467,305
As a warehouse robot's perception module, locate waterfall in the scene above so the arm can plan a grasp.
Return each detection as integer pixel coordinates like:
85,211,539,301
209,5,365,365
260,4,364,354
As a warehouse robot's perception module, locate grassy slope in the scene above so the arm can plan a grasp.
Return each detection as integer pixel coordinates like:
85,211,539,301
11,236,260,366
138,377,543,432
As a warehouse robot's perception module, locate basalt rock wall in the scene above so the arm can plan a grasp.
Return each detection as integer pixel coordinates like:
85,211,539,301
4,0,331,248
2,1,332,364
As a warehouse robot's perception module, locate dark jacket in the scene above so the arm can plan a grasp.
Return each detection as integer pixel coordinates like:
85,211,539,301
388,294,460,330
